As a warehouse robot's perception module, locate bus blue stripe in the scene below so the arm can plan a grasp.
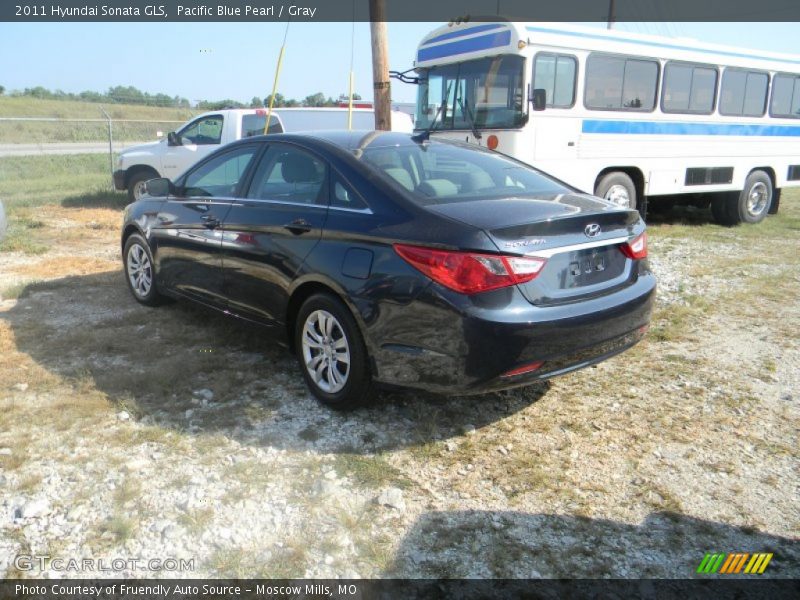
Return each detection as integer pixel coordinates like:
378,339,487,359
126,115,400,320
417,31,512,62
421,24,506,46
582,119,800,136
525,25,800,66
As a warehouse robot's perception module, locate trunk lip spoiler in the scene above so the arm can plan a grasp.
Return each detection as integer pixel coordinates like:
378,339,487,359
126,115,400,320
523,236,629,258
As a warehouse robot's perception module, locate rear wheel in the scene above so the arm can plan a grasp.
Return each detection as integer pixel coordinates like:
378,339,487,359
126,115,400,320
596,172,638,212
294,293,374,410
737,171,773,224
711,194,735,226
768,188,781,215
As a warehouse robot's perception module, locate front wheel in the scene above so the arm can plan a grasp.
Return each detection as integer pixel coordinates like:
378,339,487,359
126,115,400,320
127,171,157,203
294,293,374,410
123,233,167,306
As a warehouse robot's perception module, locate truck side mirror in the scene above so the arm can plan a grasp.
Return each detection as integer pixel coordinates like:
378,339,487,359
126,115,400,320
167,132,181,146
531,88,547,111
146,178,173,197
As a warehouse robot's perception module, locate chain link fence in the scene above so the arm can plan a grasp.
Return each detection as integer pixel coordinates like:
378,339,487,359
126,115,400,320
0,116,187,190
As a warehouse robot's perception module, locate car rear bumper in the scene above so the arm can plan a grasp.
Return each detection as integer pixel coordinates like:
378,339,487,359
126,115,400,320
113,170,126,191
368,272,656,394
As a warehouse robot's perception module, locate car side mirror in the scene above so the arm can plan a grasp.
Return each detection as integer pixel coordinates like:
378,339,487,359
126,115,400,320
531,88,547,111
167,132,181,146
146,178,173,197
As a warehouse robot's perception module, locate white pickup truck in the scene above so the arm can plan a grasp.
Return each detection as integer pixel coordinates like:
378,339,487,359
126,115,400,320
114,107,413,201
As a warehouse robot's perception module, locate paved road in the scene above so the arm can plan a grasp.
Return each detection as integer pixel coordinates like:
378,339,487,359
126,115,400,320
0,141,151,157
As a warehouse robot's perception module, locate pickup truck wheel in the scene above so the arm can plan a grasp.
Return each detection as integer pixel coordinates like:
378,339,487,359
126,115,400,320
127,171,156,202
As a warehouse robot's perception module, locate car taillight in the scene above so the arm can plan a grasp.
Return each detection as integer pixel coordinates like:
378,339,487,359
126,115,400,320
620,232,647,260
394,244,547,295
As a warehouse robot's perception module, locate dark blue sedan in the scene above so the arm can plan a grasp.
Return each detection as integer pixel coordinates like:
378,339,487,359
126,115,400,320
121,131,655,409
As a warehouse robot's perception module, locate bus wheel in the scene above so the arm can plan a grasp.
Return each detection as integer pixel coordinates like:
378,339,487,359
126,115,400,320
596,172,637,211
736,170,773,225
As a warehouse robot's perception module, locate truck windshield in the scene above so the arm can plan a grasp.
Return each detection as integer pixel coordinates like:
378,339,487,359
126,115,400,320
415,55,526,131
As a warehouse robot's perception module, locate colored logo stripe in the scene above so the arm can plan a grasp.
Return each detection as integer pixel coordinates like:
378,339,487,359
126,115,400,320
582,119,800,137
697,553,726,573
421,24,506,46
720,553,749,574
745,553,773,574
697,553,773,574
417,31,512,63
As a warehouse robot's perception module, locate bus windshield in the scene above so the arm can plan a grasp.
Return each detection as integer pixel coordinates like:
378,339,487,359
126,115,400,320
415,55,526,131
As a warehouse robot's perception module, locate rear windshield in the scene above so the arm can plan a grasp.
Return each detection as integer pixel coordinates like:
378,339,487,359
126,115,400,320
242,114,283,137
359,140,568,205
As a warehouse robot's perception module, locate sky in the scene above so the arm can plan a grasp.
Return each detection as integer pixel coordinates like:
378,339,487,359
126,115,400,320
1,21,799,105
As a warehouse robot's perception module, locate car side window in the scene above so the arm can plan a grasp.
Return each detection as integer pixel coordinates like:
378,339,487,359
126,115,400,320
182,146,257,197
179,115,224,145
331,173,369,211
247,145,328,205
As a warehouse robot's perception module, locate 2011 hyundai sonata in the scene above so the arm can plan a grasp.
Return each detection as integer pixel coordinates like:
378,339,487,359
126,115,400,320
121,131,655,410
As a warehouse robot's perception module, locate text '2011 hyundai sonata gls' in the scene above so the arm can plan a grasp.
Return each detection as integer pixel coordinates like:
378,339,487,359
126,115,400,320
121,131,655,410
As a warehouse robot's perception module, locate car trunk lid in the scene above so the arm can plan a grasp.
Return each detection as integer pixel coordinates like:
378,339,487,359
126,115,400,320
426,194,642,304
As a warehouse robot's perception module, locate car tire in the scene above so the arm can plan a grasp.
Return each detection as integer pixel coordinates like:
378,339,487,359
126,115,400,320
127,171,157,203
294,293,374,410
123,233,166,306
596,172,639,212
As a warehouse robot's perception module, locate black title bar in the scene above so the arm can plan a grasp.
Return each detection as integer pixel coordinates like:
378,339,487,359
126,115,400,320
3,0,800,22
2,579,800,600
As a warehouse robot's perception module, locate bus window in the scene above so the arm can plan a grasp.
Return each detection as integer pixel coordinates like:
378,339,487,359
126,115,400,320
662,62,718,114
415,55,525,130
719,69,769,117
585,54,658,111
770,73,800,118
533,53,577,108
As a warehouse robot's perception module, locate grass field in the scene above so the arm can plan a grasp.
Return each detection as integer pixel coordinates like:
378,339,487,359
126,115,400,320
0,97,194,144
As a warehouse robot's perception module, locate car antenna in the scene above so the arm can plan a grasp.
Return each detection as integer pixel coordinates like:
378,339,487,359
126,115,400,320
412,81,452,143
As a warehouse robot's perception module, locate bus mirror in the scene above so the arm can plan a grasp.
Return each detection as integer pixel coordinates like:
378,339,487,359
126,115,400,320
532,89,547,111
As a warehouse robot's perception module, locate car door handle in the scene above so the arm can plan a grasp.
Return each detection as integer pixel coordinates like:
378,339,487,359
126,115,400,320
284,218,312,234
201,214,220,228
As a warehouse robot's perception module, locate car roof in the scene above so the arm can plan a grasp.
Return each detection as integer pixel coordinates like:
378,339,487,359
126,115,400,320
236,130,445,154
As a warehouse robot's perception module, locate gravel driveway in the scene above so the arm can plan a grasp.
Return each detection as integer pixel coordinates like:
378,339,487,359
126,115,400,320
0,197,797,579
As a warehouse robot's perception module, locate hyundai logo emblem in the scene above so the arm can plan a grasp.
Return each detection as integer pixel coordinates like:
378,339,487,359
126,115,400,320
584,223,601,238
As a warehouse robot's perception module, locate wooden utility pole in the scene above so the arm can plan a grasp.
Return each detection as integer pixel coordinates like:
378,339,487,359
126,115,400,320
369,0,391,130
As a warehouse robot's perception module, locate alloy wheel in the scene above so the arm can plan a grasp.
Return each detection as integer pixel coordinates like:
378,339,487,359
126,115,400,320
127,243,153,298
301,309,351,393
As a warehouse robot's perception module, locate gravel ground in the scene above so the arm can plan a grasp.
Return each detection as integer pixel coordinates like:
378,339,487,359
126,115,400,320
0,200,798,579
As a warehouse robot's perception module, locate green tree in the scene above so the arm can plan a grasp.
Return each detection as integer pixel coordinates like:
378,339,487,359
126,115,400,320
0,85,6,95
264,93,286,107
197,99,245,110
303,92,327,107
250,96,264,108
